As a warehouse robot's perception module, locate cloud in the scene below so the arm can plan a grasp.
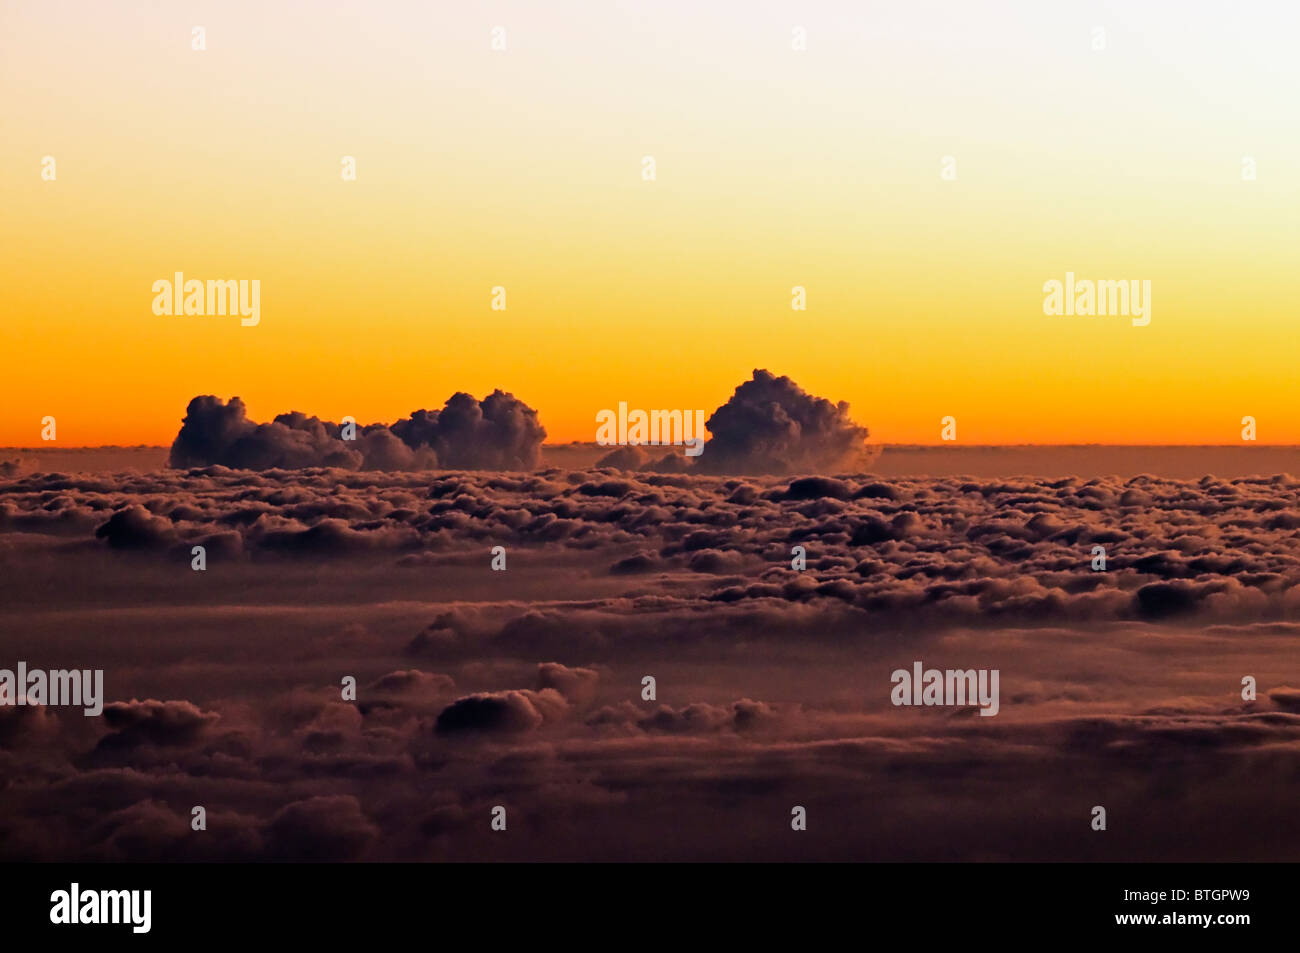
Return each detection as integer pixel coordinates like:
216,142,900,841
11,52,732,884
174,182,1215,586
367,670,456,695
696,370,870,475
4,456,1300,861
1268,687,1300,713
387,390,546,470
537,662,600,707
594,445,686,473
5,464,1297,625
95,505,177,550
265,795,378,860
168,391,545,472
0,704,59,748
435,689,568,736
91,800,190,860
169,397,362,470
95,699,220,750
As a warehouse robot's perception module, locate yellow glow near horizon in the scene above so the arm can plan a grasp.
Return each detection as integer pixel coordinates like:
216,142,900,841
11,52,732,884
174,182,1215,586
2,0,1297,447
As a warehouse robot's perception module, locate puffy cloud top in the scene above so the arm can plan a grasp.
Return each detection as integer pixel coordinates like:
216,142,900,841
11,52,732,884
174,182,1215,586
697,369,870,475
168,391,545,472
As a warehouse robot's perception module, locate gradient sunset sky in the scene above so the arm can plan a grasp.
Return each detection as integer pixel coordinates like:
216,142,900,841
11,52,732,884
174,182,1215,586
2,0,1297,446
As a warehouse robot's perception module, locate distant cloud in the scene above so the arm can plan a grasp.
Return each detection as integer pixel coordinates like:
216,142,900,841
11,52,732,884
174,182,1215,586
434,689,567,736
94,505,177,550
265,796,378,861
388,391,546,470
168,391,545,471
168,397,362,470
696,370,870,475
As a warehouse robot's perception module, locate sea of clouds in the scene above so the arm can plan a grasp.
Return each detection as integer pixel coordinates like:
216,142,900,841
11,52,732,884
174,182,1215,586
1,368,1297,860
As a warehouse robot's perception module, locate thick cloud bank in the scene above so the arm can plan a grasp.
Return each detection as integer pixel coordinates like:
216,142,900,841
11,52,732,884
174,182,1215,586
697,369,870,475
2,463,1300,860
169,393,545,472
5,466,1298,621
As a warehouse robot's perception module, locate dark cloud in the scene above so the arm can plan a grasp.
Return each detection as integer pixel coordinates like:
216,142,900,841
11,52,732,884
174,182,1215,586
536,662,600,707
781,477,854,501
1268,687,1300,713
594,445,649,470
696,369,870,475
434,689,567,736
0,704,58,748
387,390,546,470
97,699,220,748
168,391,545,472
594,445,687,473
95,505,177,550
265,795,378,860
169,397,362,470
367,670,455,695
1136,581,1224,619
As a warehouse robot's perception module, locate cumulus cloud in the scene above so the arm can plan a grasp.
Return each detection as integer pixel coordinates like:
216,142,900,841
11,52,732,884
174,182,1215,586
168,391,545,472
169,397,361,470
95,699,220,750
435,689,568,736
594,445,650,470
388,391,546,470
537,662,600,708
367,670,456,695
696,369,870,475
265,795,378,860
95,505,177,550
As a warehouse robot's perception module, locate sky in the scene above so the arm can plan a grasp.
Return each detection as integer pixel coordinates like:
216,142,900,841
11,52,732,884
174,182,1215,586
2,0,1297,446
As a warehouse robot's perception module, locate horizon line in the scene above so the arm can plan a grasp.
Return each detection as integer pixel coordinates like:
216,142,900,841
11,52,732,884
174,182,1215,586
7,442,1300,452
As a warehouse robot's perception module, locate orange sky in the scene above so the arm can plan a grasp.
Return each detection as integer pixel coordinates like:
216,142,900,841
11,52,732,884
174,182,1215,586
2,0,1297,446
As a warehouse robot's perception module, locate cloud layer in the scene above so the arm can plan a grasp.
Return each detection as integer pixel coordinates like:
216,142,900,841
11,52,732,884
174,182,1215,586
5,464,1295,624
2,460,1298,860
